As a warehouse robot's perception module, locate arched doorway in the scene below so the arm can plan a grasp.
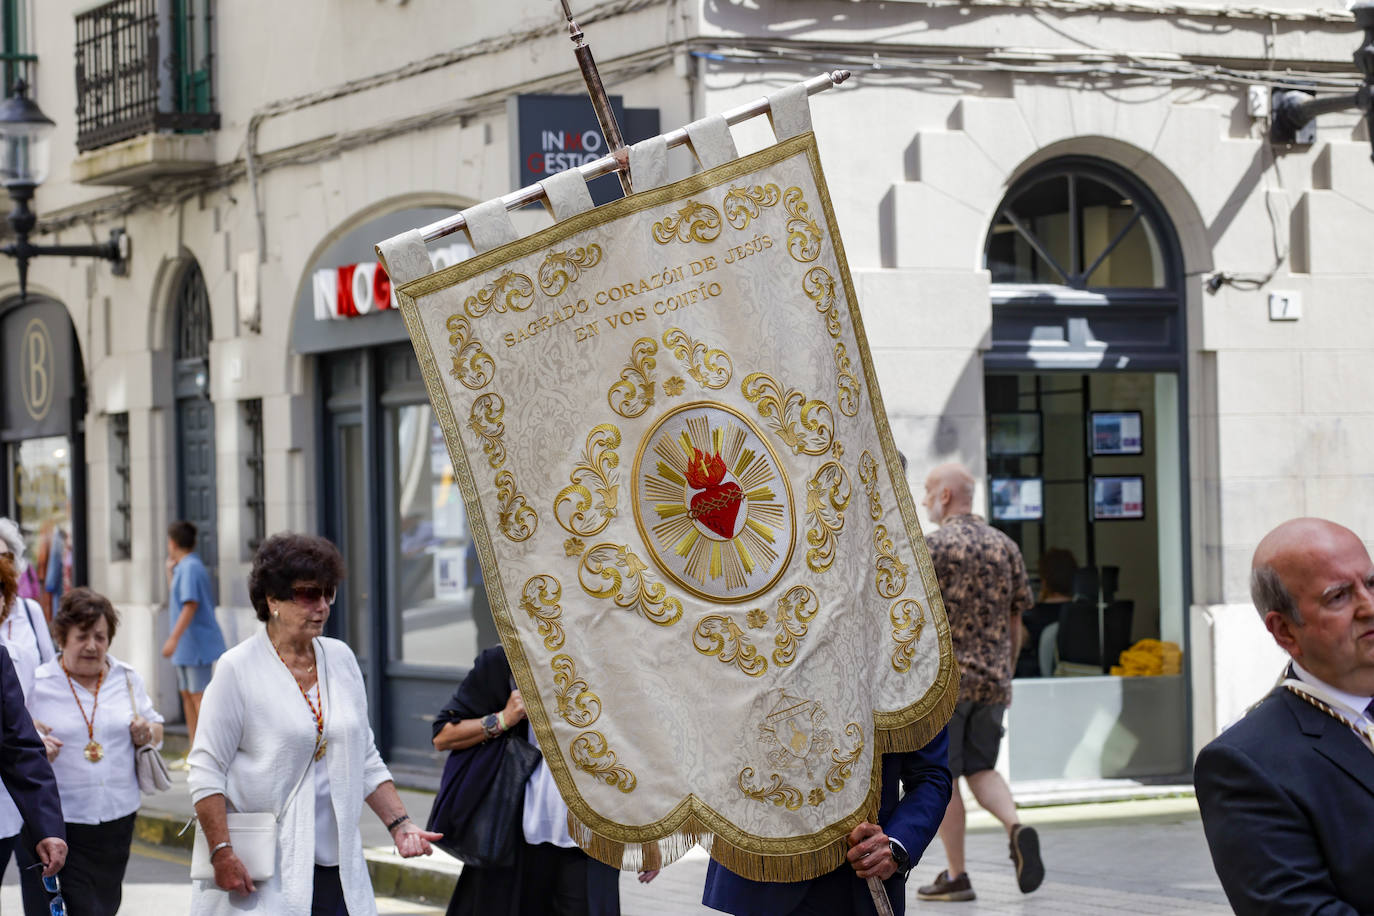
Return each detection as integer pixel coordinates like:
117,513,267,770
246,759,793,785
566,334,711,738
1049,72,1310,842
1,296,88,604
172,259,218,593
982,156,1191,781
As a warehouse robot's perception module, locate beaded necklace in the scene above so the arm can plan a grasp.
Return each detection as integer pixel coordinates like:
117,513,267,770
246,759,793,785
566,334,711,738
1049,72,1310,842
63,663,107,763
272,639,327,761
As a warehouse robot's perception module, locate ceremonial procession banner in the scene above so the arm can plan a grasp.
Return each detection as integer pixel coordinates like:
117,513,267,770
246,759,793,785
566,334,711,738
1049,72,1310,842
378,110,957,881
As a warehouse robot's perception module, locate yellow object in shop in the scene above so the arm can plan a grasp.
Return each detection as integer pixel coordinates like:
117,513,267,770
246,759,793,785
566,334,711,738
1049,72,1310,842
1110,638,1183,677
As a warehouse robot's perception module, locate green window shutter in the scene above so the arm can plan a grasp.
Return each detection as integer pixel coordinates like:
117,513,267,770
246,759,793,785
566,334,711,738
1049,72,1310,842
172,0,212,115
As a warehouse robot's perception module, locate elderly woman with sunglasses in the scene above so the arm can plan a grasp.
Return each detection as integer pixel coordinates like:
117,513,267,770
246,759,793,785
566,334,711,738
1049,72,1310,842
188,533,440,916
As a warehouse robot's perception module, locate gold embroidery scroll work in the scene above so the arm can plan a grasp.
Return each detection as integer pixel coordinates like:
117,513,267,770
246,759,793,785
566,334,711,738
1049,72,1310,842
384,130,957,884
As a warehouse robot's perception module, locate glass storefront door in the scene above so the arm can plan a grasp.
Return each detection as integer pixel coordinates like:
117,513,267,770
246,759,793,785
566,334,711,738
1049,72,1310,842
322,344,497,779
987,370,1188,781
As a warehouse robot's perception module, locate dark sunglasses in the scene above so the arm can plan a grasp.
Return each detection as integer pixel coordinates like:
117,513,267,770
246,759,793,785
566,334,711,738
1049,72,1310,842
25,864,66,916
286,585,336,606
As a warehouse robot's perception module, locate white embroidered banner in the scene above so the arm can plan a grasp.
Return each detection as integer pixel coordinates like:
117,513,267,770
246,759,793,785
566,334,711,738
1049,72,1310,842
385,132,956,881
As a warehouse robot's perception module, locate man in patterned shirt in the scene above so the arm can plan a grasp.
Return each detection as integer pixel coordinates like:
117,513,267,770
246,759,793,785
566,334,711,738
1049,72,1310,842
915,463,1045,902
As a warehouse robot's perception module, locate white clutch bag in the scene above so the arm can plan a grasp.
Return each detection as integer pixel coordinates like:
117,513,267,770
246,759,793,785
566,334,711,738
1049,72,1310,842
190,812,278,881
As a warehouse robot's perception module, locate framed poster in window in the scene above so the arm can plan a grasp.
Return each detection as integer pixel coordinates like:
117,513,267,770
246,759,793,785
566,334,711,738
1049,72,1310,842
1090,411,1143,456
1092,475,1145,520
990,477,1044,522
988,412,1043,456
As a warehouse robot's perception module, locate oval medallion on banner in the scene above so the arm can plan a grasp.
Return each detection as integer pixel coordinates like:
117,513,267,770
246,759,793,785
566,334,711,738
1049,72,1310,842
632,401,795,603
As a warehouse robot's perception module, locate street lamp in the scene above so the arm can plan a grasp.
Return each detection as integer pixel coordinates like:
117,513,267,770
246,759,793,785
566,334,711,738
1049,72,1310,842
1271,0,1374,163
0,80,127,302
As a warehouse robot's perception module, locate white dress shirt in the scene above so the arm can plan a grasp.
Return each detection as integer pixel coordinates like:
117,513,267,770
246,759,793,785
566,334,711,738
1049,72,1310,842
1291,661,1374,731
28,654,163,825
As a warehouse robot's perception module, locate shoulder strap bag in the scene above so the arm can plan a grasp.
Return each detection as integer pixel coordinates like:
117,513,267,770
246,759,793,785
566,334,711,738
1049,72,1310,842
125,671,171,794
188,639,325,882
427,716,542,868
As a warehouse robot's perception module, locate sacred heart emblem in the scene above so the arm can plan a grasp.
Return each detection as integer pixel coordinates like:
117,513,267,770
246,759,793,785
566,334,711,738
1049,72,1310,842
687,449,746,540
633,402,796,603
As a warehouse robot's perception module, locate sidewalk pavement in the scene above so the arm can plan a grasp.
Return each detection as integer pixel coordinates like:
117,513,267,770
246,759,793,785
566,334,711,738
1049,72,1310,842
139,768,1228,913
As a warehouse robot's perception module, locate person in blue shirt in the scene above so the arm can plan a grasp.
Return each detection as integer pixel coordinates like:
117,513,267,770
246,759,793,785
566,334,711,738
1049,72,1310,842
162,521,226,747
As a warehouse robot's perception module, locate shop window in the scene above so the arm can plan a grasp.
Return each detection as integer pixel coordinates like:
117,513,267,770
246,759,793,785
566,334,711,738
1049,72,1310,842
242,399,264,556
109,413,131,561
390,402,493,667
985,164,1172,291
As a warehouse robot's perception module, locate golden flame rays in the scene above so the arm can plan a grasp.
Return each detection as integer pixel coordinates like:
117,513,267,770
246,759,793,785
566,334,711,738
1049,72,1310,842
641,415,782,591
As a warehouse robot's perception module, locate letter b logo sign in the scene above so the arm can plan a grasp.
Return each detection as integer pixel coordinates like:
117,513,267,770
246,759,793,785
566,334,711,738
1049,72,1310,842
21,318,53,421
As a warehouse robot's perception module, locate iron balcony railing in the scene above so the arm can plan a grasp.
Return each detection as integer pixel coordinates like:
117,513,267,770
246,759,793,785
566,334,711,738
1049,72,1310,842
74,0,219,153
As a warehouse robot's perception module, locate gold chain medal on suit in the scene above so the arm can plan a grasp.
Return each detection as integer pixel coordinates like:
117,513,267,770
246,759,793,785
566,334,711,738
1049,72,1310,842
63,664,107,762
274,641,327,760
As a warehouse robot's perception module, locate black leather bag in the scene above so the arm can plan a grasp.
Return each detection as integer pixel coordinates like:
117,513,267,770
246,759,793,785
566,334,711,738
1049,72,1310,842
428,732,542,869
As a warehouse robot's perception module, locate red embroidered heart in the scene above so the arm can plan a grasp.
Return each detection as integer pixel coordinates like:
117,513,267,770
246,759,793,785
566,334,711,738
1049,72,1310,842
691,482,745,539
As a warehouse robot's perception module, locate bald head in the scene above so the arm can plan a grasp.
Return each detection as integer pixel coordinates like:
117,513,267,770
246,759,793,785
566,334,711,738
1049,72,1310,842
923,462,976,525
1251,517,1374,693
1251,518,1365,623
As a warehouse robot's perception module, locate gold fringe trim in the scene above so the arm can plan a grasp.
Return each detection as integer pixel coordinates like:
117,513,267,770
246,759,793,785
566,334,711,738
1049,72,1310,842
874,663,961,756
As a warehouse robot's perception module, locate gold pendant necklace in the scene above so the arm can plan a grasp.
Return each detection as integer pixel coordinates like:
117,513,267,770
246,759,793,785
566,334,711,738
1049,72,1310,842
63,664,106,765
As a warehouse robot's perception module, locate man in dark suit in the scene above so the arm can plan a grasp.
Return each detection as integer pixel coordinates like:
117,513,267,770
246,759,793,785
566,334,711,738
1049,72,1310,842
702,727,951,916
0,644,67,878
1195,518,1374,914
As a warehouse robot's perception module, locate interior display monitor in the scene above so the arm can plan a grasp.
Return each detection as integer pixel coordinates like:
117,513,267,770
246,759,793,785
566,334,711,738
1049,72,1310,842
990,477,1044,522
1092,475,1145,520
988,412,1043,456
1091,411,1144,456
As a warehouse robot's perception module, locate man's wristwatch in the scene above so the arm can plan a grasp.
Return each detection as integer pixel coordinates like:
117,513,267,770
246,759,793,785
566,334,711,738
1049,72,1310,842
888,839,911,874
480,713,501,740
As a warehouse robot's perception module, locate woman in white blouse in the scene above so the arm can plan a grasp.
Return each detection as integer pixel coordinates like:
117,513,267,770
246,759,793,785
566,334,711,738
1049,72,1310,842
188,533,439,916
26,587,163,916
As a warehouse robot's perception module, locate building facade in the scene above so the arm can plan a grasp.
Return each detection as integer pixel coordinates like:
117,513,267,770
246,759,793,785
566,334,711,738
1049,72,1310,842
2,0,1369,784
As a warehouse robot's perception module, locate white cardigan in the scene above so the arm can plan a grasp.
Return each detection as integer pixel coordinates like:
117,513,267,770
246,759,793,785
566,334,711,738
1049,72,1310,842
187,629,392,915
